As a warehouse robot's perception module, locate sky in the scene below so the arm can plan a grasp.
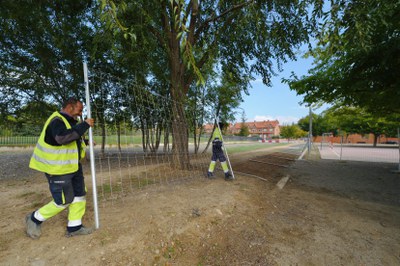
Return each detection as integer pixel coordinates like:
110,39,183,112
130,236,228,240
235,2,333,125
236,50,330,125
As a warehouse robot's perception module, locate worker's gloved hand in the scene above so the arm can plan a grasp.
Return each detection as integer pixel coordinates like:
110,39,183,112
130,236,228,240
85,118,94,127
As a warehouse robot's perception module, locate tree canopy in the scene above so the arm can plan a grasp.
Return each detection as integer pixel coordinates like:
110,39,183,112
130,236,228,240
279,124,306,139
1,0,325,167
99,0,323,167
298,106,399,145
0,1,95,106
286,0,400,115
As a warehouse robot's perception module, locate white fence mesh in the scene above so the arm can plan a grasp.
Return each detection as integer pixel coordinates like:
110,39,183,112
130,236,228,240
318,142,400,166
85,67,220,205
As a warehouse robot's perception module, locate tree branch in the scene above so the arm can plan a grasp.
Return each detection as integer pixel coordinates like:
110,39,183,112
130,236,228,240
195,0,254,40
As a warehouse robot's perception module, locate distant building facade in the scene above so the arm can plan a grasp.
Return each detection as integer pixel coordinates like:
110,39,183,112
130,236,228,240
203,120,280,139
314,133,398,145
230,120,280,139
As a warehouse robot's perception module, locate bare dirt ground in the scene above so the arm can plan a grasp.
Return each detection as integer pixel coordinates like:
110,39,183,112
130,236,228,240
1,145,400,265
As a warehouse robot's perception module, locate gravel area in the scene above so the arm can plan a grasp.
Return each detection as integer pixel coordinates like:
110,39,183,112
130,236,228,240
0,147,39,180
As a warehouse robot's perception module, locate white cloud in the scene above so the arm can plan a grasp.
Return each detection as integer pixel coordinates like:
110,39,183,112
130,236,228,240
249,115,299,125
252,115,274,121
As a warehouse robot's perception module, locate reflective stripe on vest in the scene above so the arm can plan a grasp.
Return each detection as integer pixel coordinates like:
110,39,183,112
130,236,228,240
31,153,79,165
29,112,80,175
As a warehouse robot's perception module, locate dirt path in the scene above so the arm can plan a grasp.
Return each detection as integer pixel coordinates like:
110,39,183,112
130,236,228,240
1,146,399,265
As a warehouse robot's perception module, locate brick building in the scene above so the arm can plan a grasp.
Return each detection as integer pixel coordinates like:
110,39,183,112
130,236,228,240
203,120,280,139
230,120,280,139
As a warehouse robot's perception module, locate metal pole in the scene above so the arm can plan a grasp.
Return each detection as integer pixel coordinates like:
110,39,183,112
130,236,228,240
309,107,312,153
215,116,235,179
83,61,100,229
320,134,323,150
398,127,400,172
340,135,343,160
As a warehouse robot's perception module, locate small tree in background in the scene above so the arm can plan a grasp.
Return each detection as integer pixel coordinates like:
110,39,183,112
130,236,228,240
328,106,399,147
280,124,305,140
238,110,249,137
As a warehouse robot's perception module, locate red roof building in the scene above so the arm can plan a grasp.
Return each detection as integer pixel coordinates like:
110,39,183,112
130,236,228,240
229,120,280,139
203,123,214,133
203,120,280,139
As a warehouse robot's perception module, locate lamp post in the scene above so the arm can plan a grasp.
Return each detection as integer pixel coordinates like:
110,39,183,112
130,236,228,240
308,105,313,157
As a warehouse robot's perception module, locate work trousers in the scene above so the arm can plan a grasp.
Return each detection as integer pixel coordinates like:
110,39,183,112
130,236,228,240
34,163,87,229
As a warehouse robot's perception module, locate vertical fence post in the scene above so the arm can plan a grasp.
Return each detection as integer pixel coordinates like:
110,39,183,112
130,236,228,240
398,127,400,172
340,135,343,160
308,105,312,157
83,61,100,229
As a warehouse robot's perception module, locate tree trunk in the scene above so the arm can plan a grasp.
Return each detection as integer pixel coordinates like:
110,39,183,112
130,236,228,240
171,99,190,169
202,124,216,154
193,123,201,154
163,127,170,153
98,112,106,157
373,134,378,147
140,119,148,153
117,122,121,152
169,26,190,169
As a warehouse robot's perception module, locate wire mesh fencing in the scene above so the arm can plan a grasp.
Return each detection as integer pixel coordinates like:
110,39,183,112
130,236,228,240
84,67,227,205
318,140,400,171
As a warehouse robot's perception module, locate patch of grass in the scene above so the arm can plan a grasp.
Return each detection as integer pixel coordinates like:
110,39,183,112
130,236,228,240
226,143,287,154
163,245,175,259
98,177,158,194
96,230,113,246
99,183,119,194
162,239,183,260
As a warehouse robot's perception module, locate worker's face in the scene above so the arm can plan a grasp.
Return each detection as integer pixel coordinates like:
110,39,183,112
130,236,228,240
69,102,83,120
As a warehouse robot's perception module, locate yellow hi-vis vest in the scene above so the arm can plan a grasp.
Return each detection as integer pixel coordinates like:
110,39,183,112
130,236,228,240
29,112,86,175
212,127,223,140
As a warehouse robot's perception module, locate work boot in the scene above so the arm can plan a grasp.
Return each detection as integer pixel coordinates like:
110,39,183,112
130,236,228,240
25,213,41,239
207,171,214,179
224,172,233,181
66,226,94,237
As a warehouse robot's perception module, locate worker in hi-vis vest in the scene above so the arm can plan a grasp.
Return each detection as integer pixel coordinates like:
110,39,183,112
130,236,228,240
26,97,94,239
207,123,233,180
